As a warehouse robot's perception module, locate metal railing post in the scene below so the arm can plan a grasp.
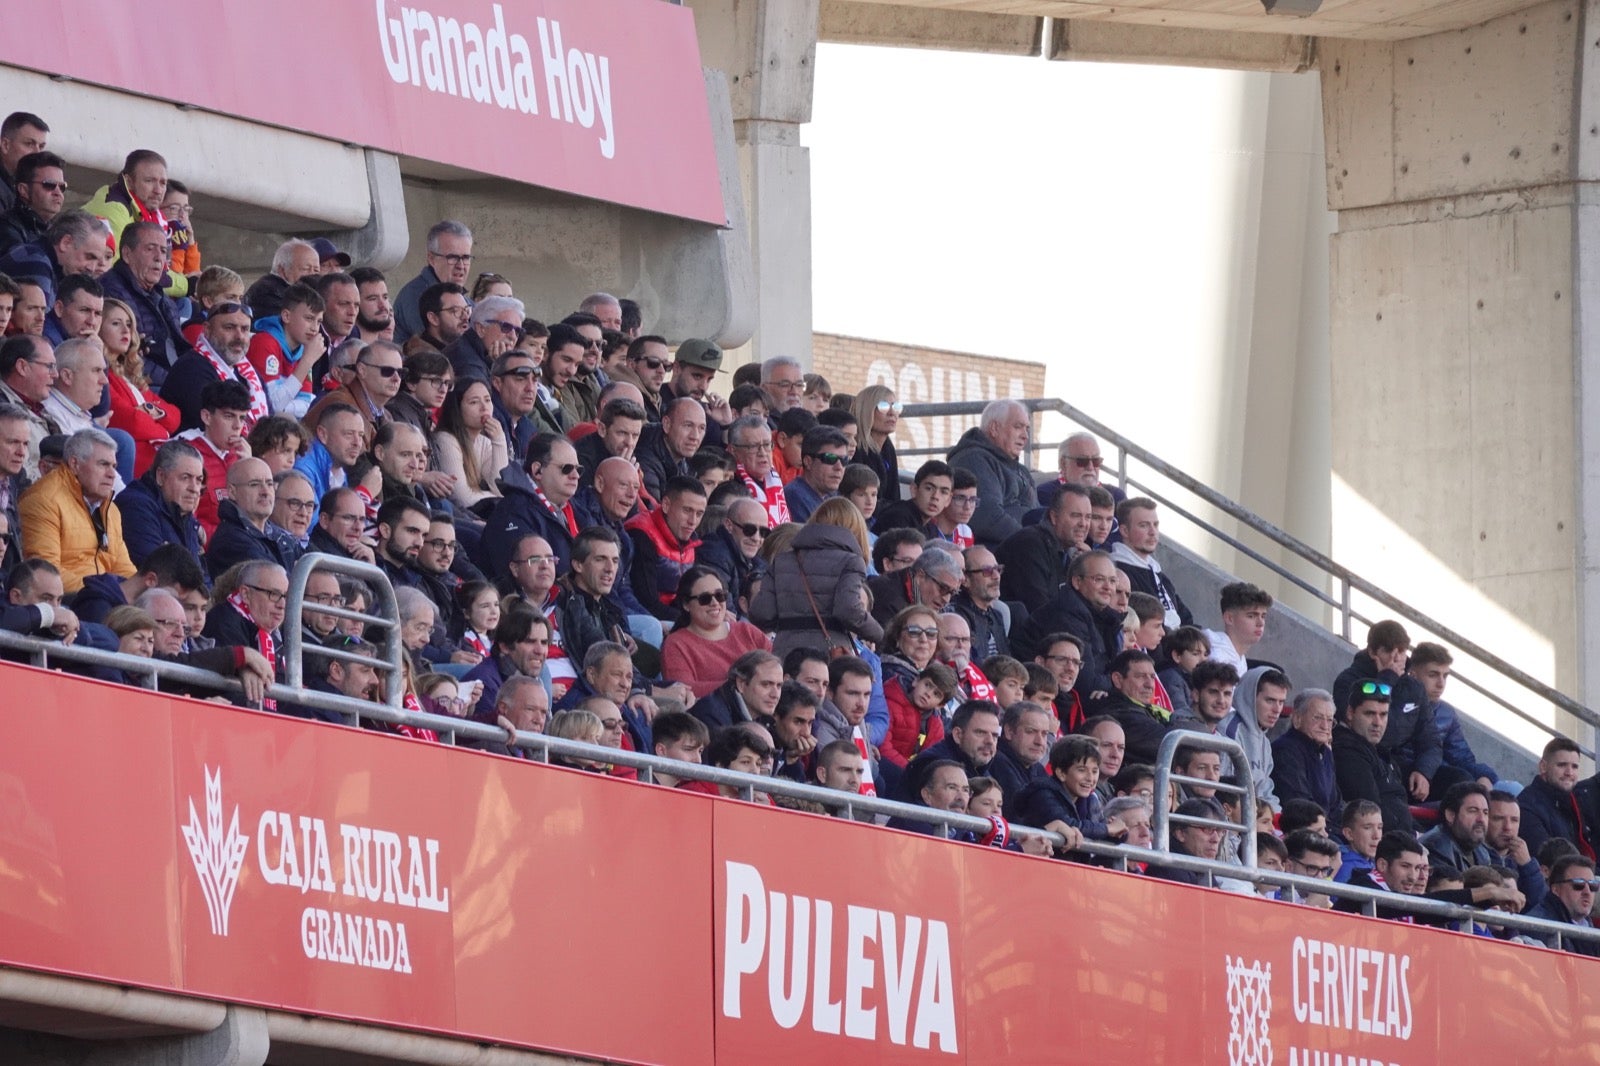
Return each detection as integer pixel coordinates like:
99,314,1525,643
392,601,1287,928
1152,731,1257,869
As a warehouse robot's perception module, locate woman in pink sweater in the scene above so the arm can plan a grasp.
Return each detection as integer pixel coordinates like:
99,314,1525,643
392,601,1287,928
661,566,771,698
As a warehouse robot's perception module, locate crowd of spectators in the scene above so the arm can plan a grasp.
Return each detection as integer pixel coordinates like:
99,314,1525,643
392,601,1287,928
0,110,1595,954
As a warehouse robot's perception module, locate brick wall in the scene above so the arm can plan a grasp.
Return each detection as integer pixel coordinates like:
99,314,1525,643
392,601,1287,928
808,333,1047,458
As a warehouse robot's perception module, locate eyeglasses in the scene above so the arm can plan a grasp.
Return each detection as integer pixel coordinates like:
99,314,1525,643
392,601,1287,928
1043,653,1084,668
26,358,58,375
33,180,67,192
306,593,345,607
965,564,1004,577
875,400,905,414
689,590,728,606
924,575,960,598
599,718,626,731
1070,455,1105,469
902,625,939,640
1294,861,1336,879
733,522,769,539
433,252,474,265
1560,878,1600,891
807,451,847,466
423,538,457,553
491,320,526,341
245,584,288,604
768,378,803,391
280,498,315,512
583,337,603,350
730,440,773,452
418,374,453,388
358,360,402,378
163,202,194,216
950,494,978,508
514,554,556,567
211,302,254,319
329,511,364,525
1358,681,1392,697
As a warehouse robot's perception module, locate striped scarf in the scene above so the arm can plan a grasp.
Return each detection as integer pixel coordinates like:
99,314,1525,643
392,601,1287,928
195,333,269,424
225,590,276,711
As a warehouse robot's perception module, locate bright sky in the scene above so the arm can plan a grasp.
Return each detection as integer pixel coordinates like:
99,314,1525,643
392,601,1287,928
807,43,1270,408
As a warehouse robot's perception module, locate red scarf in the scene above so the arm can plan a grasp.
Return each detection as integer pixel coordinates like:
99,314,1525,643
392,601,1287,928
532,484,579,537
226,591,277,711
394,691,439,743
736,463,789,527
195,333,269,424
1571,793,1597,860
959,661,995,701
462,629,491,658
851,725,877,797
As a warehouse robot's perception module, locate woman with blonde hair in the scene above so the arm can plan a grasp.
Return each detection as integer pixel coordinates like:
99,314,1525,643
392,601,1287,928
750,497,882,660
103,296,180,476
850,383,903,504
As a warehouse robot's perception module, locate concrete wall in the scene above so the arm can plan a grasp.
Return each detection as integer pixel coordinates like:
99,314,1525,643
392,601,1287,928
1320,0,1594,746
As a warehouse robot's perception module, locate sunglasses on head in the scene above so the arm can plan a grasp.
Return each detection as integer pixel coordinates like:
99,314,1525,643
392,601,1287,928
1358,681,1392,697
733,521,769,539
689,589,728,606
495,366,536,380
211,302,253,319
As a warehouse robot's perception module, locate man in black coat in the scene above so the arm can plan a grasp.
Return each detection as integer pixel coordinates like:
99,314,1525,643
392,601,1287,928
696,495,767,620
988,701,1052,816
1518,737,1592,857
1331,619,1451,801
1013,550,1124,699
1332,684,1414,836
995,482,1089,614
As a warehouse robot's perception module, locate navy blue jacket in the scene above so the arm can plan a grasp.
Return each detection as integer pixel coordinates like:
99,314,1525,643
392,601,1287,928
689,678,753,732
71,573,129,626
1432,699,1498,782
1012,583,1123,698
1526,892,1600,956
554,672,653,756
1010,774,1115,842
1271,727,1343,821
205,500,300,577
475,465,588,590
1518,776,1590,858
1332,650,1442,779
442,330,493,382
0,238,59,304
99,260,192,381
988,741,1045,820
897,736,983,804
114,473,204,570
572,486,650,619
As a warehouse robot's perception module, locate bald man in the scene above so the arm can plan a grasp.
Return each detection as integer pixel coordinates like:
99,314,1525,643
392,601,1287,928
206,456,301,574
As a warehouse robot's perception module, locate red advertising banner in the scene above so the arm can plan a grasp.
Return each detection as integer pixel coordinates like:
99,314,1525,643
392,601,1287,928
0,661,1596,1066
0,0,725,225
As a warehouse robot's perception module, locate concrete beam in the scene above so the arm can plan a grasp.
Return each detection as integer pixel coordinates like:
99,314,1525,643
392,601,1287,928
1049,19,1312,71
819,1,1042,55
83,1007,268,1066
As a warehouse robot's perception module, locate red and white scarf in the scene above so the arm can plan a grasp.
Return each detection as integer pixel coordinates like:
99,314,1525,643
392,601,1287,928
226,590,277,711
395,691,439,743
462,629,491,658
195,333,269,424
960,661,995,701
532,484,579,537
736,463,789,527
851,724,877,798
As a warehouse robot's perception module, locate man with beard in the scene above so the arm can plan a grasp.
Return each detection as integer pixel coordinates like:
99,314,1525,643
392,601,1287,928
349,267,394,343
374,497,430,591
160,301,266,431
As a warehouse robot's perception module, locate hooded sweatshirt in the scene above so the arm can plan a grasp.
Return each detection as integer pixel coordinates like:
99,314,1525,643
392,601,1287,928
1108,540,1192,629
1217,665,1282,813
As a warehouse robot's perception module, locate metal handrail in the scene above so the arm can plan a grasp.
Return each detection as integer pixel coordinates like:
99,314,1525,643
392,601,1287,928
283,553,405,710
899,398,1600,741
3,630,1598,949
1151,730,1259,869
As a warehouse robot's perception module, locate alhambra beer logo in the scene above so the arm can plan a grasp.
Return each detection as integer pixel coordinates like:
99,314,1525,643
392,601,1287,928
177,763,453,975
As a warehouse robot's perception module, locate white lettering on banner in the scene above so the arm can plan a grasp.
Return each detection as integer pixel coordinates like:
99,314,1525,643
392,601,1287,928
1290,937,1413,1040
721,861,958,1054
375,2,615,159
864,359,1027,458
178,764,450,979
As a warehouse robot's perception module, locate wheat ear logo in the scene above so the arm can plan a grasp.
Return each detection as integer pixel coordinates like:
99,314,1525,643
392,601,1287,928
1226,955,1272,1066
180,766,250,936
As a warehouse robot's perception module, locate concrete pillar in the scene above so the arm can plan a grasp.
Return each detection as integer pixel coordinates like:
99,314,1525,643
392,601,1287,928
1320,0,1596,745
689,0,819,365
81,1007,269,1066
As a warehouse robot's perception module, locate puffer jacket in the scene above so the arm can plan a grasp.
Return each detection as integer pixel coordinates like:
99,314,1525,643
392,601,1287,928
1218,666,1283,812
748,521,883,659
19,464,136,594
946,426,1037,545
880,675,945,768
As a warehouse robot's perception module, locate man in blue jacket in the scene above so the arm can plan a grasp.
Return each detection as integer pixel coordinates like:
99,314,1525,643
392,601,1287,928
1407,642,1499,784
1518,737,1593,857
113,440,204,569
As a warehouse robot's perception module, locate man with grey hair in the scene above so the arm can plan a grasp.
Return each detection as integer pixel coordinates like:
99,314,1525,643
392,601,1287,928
1272,687,1342,819
0,209,115,307
948,398,1037,547
1039,431,1126,513
760,355,805,414
133,586,189,657
726,413,789,526
395,219,474,343
0,335,59,479
868,546,964,626
578,292,622,332
243,238,320,321
0,401,30,575
444,293,526,381
269,468,317,548
114,439,204,567
19,427,134,593
461,673,551,757
42,337,109,443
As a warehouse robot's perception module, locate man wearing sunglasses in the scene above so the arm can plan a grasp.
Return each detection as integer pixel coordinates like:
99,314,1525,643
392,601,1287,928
696,495,768,620
867,546,965,628
1038,432,1127,515
306,340,404,449
951,545,1011,659
477,431,590,581
556,312,604,424
783,425,850,523
444,294,525,382
0,150,66,254
1527,855,1600,954
608,334,671,423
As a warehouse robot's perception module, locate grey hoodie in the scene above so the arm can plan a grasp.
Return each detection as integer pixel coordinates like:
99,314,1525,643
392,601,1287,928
1217,665,1282,813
